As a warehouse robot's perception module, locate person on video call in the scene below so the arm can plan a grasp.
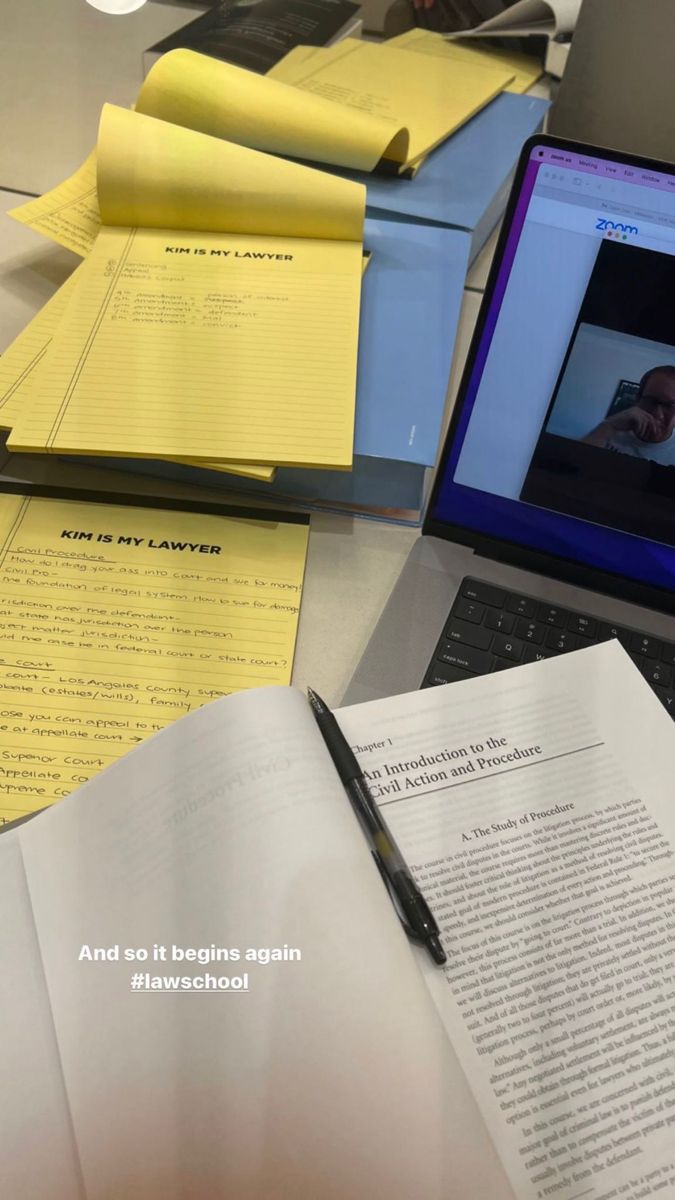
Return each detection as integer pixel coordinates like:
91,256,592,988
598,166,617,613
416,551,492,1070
582,365,675,464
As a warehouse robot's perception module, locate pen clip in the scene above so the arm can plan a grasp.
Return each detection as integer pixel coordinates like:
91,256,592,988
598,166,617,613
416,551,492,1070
370,851,421,944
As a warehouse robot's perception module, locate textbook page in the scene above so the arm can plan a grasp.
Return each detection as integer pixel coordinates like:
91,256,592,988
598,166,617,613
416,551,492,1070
0,494,308,823
272,38,514,167
461,0,581,37
0,835,83,1199
387,30,543,94
336,642,675,1200
136,47,409,170
15,686,512,1200
7,224,362,468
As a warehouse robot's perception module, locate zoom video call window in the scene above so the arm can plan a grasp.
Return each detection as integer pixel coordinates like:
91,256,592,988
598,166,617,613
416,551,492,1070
438,144,675,591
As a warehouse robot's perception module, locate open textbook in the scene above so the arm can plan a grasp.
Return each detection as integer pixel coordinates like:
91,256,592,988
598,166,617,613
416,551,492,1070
3,640,675,1199
6,104,365,469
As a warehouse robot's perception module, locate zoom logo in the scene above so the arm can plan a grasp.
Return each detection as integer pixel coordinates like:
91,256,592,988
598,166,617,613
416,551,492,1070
595,217,639,235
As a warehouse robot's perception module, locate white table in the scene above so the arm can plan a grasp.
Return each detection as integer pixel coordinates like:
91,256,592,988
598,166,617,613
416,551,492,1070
0,1,207,195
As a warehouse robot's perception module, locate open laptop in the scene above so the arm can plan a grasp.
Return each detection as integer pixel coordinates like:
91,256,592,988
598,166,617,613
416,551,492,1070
344,134,675,707
548,0,675,163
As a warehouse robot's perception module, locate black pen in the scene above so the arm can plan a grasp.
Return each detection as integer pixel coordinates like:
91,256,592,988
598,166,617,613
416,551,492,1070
307,688,446,967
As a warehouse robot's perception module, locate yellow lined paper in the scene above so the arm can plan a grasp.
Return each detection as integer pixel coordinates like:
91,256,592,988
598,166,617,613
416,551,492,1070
386,30,543,94
97,103,364,241
0,269,276,483
267,44,318,82
136,47,409,170
0,493,309,822
0,270,82,432
8,153,101,258
7,106,365,471
8,225,362,468
269,37,514,167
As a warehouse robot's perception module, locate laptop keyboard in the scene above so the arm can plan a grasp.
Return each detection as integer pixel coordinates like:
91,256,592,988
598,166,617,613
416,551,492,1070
421,576,675,718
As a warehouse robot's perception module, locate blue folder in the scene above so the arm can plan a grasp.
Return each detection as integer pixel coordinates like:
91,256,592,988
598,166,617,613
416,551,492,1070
343,92,549,259
101,216,471,523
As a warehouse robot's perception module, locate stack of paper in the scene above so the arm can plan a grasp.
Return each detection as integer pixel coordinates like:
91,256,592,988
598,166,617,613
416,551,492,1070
261,35,514,171
384,29,544,94
5,103,366,473
3,43,530,516
3,45,518,506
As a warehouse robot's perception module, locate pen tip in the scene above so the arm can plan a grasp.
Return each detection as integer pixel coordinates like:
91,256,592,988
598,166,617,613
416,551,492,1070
306,687,326,714
427,935,447,966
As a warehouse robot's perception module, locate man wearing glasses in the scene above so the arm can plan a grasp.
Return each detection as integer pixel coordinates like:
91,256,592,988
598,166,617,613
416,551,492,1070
583,365,675,464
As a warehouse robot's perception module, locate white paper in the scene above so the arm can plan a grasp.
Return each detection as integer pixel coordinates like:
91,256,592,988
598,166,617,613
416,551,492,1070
336,642,675,1200
0,835,83,1199
459,0,581,38
16,686,511,1200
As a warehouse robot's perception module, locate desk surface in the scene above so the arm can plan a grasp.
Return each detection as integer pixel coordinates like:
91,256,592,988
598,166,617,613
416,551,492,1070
0,1,530,704
0,1,207,195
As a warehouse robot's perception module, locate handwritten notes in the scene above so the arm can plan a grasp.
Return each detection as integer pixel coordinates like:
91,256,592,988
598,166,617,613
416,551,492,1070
0,494,309,823
386,30,543,94
8,153,101,258
0,268,276,482
271,38,513,168
7,225,362,468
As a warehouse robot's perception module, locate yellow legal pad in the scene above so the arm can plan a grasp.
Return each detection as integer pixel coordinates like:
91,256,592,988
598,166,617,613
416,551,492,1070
3,178,274,482
0,269,83,433
135,47,410,170
266,38,515,168
0,493,309,823
385,30,544,95
7,104,366,469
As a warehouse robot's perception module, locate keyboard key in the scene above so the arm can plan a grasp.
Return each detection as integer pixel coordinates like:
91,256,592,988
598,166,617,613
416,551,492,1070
444,619,493,652
460,579,506,608
546,629,577,653
537,603,566,628
423,578,675,715
642,661,672,688
568,613,597,637
630,632,661,660
654,686,675,716
437,643,493,673
506,594,537,618
453,599,486,625
515,618,545,644
485,610,515,634
523,646,555,663
423,662,476,687
575,635,595,651
491,635,523,662
596,622,632,648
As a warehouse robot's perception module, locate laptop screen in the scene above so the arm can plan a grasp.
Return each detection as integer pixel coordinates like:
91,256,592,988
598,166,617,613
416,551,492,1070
428,138,675,601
